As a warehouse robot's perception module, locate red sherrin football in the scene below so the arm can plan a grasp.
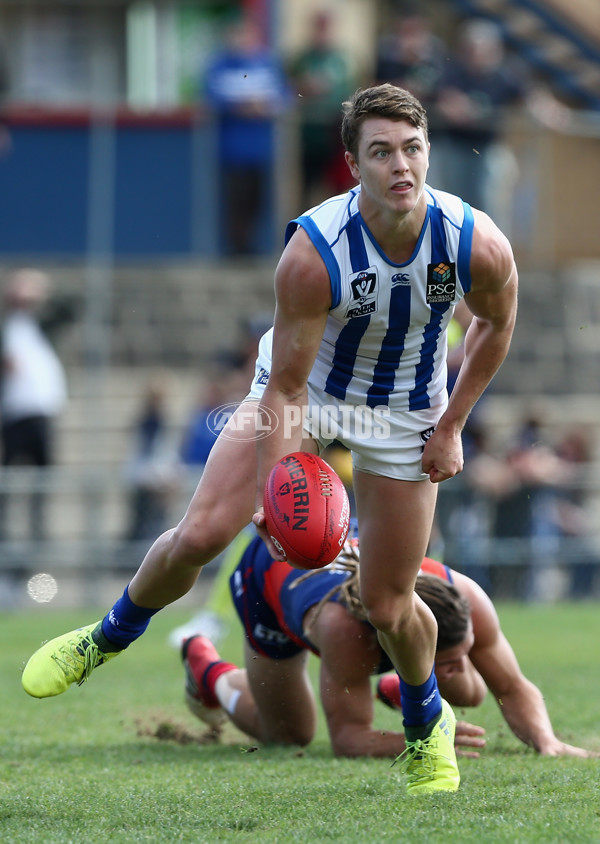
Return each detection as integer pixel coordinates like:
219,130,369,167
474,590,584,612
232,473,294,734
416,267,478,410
263,451,350,570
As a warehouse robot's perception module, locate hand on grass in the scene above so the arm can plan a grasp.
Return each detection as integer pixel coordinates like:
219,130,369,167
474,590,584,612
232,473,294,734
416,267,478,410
539,739,600,758
456,720,486,758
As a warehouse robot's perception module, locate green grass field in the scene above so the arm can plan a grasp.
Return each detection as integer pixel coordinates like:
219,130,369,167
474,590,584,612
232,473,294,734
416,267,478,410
2,602,600,843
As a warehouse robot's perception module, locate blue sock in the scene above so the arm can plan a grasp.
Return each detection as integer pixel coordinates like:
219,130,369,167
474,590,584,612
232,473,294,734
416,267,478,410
399,670,442,738
99,586,161,649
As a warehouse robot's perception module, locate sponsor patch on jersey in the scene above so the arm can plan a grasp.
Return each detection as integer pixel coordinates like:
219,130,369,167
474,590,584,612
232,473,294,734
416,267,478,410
345,267,378,319
391,271,410,287
255,367,270,385
426,262,456,303
419,426,435,448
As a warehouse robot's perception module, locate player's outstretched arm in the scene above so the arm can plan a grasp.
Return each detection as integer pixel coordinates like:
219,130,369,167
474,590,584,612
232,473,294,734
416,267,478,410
486,669,598,757
253,227,331,550
455,572,598,757
316,604,403,757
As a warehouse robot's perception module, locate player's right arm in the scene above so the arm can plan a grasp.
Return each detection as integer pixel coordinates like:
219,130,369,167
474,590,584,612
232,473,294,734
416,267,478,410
253,228,331,547
315,603,410,758
314,603,485,758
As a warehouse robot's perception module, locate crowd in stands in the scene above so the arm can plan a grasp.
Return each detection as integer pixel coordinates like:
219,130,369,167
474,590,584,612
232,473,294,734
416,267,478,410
1,7,596,601
196,6,573,254
2,258,594,601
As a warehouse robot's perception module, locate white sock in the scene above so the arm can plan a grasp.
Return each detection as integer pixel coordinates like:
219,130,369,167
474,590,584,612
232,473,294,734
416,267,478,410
215,672,241,715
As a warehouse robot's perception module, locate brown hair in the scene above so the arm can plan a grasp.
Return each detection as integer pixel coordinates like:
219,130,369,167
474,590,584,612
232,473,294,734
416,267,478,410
414,574,471,651
341,84,429,159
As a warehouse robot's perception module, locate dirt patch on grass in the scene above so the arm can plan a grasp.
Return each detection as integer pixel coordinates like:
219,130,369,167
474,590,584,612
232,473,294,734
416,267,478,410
134,712,223,746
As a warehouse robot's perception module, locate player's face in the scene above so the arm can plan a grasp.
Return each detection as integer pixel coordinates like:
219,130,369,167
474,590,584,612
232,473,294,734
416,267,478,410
345,117,429,218
433,623,475,682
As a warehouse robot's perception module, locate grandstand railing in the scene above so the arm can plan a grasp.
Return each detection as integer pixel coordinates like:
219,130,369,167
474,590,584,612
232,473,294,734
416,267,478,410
1,466,598,608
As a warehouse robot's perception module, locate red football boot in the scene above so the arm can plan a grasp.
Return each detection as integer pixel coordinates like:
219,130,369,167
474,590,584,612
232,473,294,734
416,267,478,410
181,635,234,727
376,673,402,711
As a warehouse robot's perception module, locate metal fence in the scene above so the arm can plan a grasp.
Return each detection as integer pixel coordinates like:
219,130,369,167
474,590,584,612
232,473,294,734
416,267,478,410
435,473,600,603
2,465,599,610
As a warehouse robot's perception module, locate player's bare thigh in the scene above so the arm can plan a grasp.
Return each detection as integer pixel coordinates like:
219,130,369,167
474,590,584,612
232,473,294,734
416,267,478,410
353,470,438,605
183,404,261,526
159,397,320,571
245,640,317,745
184,401,318,517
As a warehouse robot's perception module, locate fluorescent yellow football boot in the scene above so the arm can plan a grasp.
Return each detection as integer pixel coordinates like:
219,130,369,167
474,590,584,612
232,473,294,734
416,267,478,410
394,699,460,795
22,622,120,698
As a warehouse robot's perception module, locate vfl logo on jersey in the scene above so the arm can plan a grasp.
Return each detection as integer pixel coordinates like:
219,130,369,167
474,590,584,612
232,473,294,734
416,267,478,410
345,268,378,319
255,367,269,385
426,262,456,303
391,272,410,287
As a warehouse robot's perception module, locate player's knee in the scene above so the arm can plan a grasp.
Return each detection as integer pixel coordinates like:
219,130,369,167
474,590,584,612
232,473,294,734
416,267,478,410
168,519,232,569
266,723,314,747
362,593,413,637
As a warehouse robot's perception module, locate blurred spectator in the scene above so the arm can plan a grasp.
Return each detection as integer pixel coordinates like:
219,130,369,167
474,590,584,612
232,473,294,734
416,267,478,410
204,312,273,386
374,12,447,115
179,364,238,468
553,426,600,599
0,31,10,157
202,14,290,255
180,313,273,468
429,18,571,230
288,10,355,209
122,371,183,543
234,311,274,382
428,19,528,217
492,420,569,600
0,269,68,541
445,414,600,601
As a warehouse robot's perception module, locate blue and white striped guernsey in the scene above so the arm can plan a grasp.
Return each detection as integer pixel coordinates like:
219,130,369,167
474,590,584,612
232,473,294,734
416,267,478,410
285,184,474,412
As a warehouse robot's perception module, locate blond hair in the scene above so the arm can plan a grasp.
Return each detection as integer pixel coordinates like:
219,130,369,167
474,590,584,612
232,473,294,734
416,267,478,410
290,540,366,639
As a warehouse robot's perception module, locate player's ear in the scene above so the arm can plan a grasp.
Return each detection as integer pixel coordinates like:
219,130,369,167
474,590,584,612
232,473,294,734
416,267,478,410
345,150,360,181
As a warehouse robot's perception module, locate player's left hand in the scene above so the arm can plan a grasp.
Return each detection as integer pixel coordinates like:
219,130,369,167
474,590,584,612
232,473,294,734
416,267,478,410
422,427,464,483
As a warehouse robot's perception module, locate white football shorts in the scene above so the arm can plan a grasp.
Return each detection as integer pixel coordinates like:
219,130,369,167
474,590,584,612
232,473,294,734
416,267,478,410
243,329,447,482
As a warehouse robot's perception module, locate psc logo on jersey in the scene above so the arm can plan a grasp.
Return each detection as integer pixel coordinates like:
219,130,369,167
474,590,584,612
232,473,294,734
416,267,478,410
345,268,378,319
426,262,457,303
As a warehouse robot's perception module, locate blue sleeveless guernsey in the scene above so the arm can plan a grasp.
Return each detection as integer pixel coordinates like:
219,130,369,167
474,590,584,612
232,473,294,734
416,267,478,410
285,185,474,412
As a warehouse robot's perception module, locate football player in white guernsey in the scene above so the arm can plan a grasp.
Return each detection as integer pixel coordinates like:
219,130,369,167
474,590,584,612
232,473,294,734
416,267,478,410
251,84,517,794
22,84,517,796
